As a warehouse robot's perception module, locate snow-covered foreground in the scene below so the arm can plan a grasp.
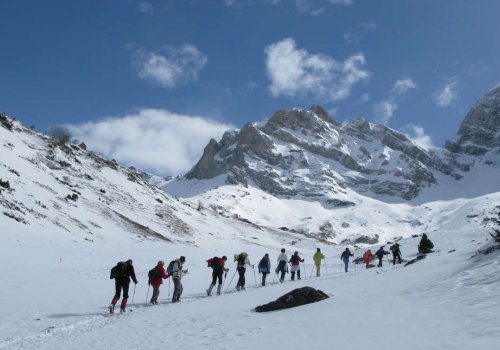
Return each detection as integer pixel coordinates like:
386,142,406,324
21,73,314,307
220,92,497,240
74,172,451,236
1,219,499,350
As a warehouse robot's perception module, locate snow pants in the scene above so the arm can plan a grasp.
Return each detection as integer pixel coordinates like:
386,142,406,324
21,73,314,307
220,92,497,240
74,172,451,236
315,263,321,277
261,272,268,286
392,252,402,265
236,266,246,289
343,258,349,272
151,285,160,304
112,279,130,308
172,277,183,302
211,269,224,285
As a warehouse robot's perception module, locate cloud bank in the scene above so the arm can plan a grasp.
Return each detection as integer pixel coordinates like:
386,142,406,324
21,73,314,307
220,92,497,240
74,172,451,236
434,80,459,107
131,45,208,89
265,38,370,103
67,109,233,176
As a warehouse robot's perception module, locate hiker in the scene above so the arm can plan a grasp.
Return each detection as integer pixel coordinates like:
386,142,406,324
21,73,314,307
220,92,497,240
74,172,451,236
235,253,253,291
289,251,304,280
148,260,170,305
390,243,402,265
206,256,229,296
418,233,434,254
340,248,354,272
171,256,188,303
363,249,374,269
375,246,389,267
276,248,288,283
109,259,138,313
313,248,325,277
258,253,271,286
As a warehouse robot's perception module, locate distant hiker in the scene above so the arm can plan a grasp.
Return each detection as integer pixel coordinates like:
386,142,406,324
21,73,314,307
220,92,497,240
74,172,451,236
340,248,354,272
276,248,288,283
363,249,374,269
313,248,325,277
148,260,170,305
258,254,271,286
206,256,229,296
418,233,434,254
375,246,389,267
390,243,402,265
235,253,253,291
289,251,304,281
109,259,138,313
171,256,188,303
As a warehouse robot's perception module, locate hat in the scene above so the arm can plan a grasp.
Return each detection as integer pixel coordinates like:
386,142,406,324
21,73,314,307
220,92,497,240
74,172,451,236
180,256,186,262
126,259,133,264
222,255,227,260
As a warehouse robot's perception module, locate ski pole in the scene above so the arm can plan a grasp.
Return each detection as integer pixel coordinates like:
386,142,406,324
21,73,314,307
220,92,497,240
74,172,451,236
132,283,136,304
168,278,171,297
253,266,257,287
222,270,228,289
225,269,237,292
324,259,328,274
310,264,315,278
145,285,150,303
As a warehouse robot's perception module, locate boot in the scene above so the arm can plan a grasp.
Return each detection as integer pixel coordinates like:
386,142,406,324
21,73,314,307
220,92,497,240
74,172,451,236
206,283,214,296
297,270,301,280
109,303,115,314
291,271,295,281
120,298,127,313
216,284,222,295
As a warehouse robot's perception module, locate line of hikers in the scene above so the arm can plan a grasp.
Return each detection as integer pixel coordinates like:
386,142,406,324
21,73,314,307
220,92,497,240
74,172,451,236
108,235,434,313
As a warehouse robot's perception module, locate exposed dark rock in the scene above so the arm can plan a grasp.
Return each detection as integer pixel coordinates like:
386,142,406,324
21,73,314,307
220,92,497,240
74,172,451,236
254,287,329,312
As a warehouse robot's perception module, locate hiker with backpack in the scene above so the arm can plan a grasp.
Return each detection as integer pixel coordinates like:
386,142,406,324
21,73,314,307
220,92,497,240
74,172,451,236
276,248,288,283
375,246,389,267
235,253,253,291
148,260,170,305
313,248,325,277
109,259,138,313
363,249,374,269
340,247,354,272
206,256,229,296
418,233,434,254
258,253,271,286
390,243,402,265
171,256,188,303
289,251,304,281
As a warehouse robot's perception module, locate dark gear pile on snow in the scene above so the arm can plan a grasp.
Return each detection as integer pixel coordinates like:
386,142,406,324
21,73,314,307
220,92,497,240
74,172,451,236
255,286,329,312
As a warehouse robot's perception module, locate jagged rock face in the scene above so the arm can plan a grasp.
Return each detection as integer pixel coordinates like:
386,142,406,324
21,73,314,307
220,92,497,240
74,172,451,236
185,105,466,201
445,86,500,155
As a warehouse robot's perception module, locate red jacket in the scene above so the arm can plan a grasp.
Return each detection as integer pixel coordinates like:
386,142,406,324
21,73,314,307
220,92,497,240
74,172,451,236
149,265,170,286
289,254,304,266
363,251,373,262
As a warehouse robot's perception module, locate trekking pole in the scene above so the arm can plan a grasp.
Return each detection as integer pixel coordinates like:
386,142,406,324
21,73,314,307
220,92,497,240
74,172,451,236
310,264,314,278
324,259,328,274
168,278,171,297
132,283,136,304
253,266,257,287
222,270,228,289
145,285,150,303
225,270,237,292
301,263,307,280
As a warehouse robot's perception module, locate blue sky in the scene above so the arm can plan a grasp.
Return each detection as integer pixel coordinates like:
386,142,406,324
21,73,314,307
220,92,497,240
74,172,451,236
1,0,500,175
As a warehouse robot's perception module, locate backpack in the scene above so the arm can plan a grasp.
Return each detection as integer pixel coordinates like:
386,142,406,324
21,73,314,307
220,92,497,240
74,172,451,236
110,261,127,279
148,266,160,280
237,254,246,265
166,260,176,275
290,255,298,264
207,256,220,269
258,257,269,273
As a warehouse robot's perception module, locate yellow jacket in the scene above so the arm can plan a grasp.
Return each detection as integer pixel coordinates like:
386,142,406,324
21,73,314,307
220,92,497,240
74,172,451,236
313,251,325,265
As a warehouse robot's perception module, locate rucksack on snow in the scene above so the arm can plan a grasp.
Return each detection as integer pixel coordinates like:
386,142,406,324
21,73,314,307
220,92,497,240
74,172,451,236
166,260,176,274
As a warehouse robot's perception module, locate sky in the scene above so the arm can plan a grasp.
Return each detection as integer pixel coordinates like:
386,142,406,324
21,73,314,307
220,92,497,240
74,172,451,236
1,0,500,176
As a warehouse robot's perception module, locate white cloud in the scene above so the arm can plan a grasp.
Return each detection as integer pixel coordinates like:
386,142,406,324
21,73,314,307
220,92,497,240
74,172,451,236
329,0,352,4
434,80,459,107
265,38,370,102
131,45,208,89
405,125,435,149
374,100,397,123
137,1,153,13
393,78,416,95
66,109,233,175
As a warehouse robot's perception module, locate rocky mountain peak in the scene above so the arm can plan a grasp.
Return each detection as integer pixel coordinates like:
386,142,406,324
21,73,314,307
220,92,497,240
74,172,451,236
445,86,500,155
